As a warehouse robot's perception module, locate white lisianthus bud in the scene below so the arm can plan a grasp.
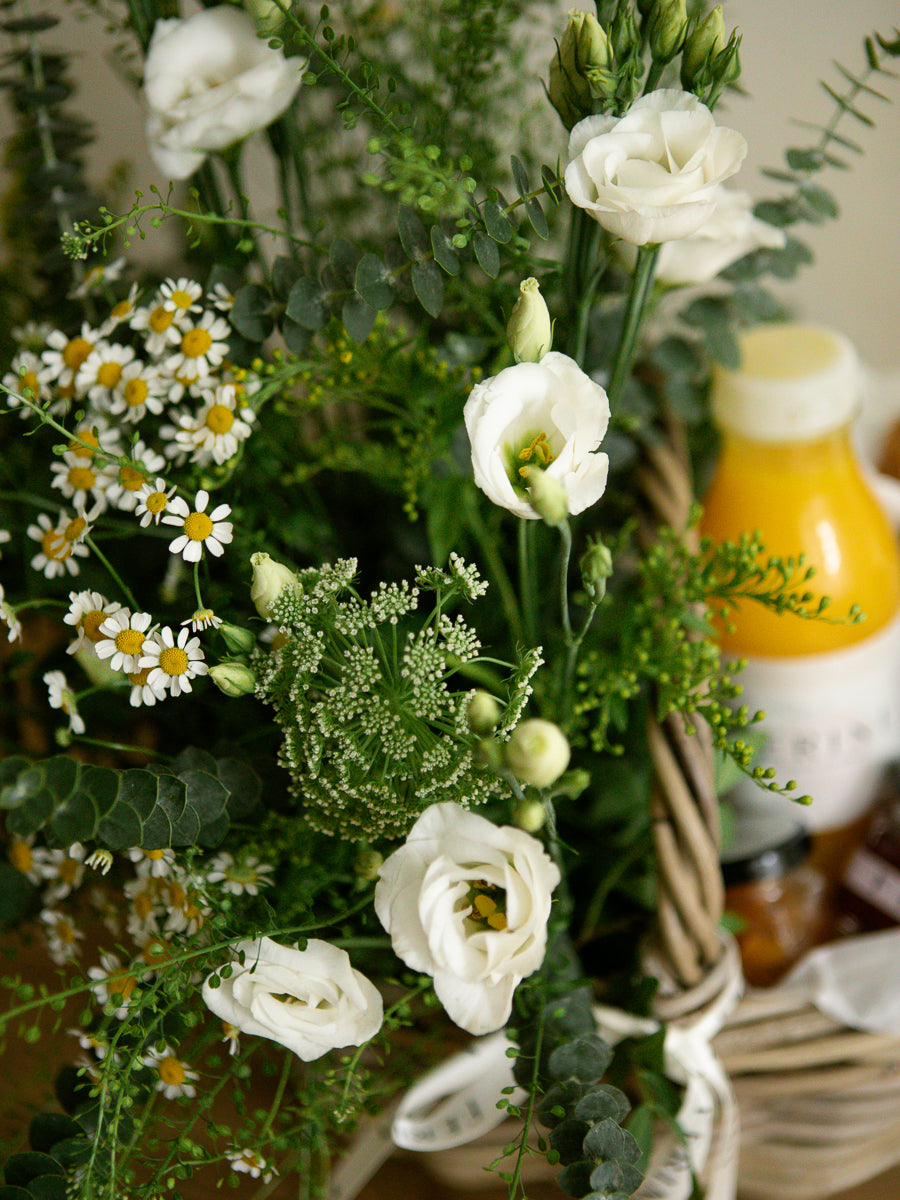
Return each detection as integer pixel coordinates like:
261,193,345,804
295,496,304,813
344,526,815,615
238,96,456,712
521,465,570,528
513,798,547,833
466,689,502,734
209,662,257,697
250,552,297,617
218,622,257,654
505,719,572,788
506,278,552,363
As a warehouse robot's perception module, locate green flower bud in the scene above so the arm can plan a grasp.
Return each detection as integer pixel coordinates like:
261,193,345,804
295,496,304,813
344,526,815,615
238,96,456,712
513,798,547,833
475,737,505,773
506,278,552,363
208,661,257,697
466,689,502,734
647,0,688,63
521,465,569,528
250,551,297,618
552,768,592,800
548,10,612,128
681,4,726,89
218,622,257,655
505,718,571,789
354,848,383,880
579,536,613,604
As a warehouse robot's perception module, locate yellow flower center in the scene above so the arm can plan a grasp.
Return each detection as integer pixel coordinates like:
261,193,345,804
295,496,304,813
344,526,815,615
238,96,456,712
63,516,88,542
62,337,93,371
466,882,508,932
159,646,189,676
123,377,148,407
181,328,213,359
204,404,234,434
69,428,99,459
170,288,194,310
158,1056,187,1086
517,431,554,479
58,856,80,884
9,839,33,873
149,306,174,334
109,972,137,1000
127,665,152,686
115,629,145,656
82,610,106,642
119,464,146,491
41,528,70,561
184,511,213,542
20,369,39,396
56,918,77,943
110,298,132,320
97,361,122,389
145,490,168,514
67,465,96,492
131,888,155,921
146,849,166,860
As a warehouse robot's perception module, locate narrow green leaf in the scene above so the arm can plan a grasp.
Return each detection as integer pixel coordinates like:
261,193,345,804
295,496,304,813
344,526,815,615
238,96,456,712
541,163,563,204
833,60,889,99
472,230,500,278
526,196,549,239
820,81,875,124
355,253,394,309
1,15,59,32
510,153,530,199
397,204,429,258
411,260,444,317
430,226,460,275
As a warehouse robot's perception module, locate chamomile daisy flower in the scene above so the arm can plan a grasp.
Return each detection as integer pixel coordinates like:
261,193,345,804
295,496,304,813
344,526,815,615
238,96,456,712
128,847,176,879
131,300,183,356
206,852,274,896
64,590,123,655
107,359,167,423
135,477,177,527
44,670,86,736
32,842,86,901
158,277,203,317
88,951,141,1018
40,909,84,965
98,281,142,336
181,608,222,632
140,625,208,698
95,609,155,673
75,341,137,406
40,323,100,389
227,1149,276,1183
105,442,167,512
163,872,209,935
164,310,230,379
173,383,255,466
69,256,125,299
124,873,164,941
208,281,236,312
85,849,114,875
50,452,114,511
140,1045,199,1100
221,1022,241,1056
0,584,21,643
69,1027,113,1061
8,835,41,884
55,503,102,555
162,490,233,561
2,350,52,414
27,513,88,578
65,418,122,462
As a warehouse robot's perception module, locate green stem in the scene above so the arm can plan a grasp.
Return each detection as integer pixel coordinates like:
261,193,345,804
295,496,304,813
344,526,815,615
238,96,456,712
464,492,524,645
192,560,205,613
606,242,660,407
258,1048,294,1141
557,520,574,644
506,1003,545,1200
518,519,539,646
85,535,140,610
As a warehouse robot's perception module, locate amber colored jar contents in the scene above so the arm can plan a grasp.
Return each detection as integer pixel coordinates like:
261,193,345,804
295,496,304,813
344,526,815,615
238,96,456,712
722,812,830,987
833,771,900,937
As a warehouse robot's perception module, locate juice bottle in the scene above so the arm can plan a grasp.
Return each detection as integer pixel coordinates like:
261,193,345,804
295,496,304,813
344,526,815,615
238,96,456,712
700,323,900,880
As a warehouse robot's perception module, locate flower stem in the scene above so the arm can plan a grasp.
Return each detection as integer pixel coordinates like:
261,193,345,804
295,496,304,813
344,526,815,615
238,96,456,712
85,535,140,610
518,519,539,645
464,491,524,645
606,242,660,407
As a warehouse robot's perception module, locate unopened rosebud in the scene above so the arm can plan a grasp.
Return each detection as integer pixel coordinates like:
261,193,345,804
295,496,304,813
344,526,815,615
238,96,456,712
548,10,612,128
218,622,256,655
467,690,502,734
522,466,569,528
513,798,547,833
250,551,297,618
505,719,571,788
506,278,552,363
208,662,257,697
579,536,613,603
647,0,688,62
681,4,726,89
355,848,383,880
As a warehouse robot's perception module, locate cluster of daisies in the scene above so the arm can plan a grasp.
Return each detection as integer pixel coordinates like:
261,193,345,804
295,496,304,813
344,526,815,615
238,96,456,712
2,267,253,584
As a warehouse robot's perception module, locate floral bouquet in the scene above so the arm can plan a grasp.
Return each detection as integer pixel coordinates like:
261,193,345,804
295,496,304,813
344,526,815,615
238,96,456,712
0,2,898,1198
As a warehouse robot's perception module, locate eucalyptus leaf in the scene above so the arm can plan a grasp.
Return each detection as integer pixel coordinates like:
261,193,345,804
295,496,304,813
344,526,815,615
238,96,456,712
472,230,500,278
510,153,530,199
582,1117,642,1165
281,318,313,355
412,259,444,317
285,277,327,330
330,235,362,286
398,204,429,258
230,284,275,342
526,196,549,239
342,294,376,343
431,226,460,275
355,253,394,310
480,199,513,244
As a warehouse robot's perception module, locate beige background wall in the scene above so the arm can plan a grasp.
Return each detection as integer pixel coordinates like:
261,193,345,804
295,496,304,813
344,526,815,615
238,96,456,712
2,0,899,367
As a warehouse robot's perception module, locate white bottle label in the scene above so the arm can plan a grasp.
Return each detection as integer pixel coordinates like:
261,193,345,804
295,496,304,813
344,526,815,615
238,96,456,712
727,612,900,831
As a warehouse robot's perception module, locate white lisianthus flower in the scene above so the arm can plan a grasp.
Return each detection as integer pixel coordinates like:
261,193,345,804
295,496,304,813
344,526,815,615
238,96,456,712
564,89,747,246
464,352,610,521
201,937,383,1061
374,802,561,1035
143,6,307,180
617,187,787,285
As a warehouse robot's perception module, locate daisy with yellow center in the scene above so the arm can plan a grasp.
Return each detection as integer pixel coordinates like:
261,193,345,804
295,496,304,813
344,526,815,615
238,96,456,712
181,608,222,632
108,360,166,423
98,281,142,335
40,323,98,387
33,842,86,903
162,489,233,562
162,872,209,935
27,513,88,579
75,341,136,404
126,664,159,708
69,256,125,299
2,350,52,415
174,382,256,466
124,873,164,940
208,282,236,312
64,589,123,655
206,852,275,896
130,299,185,356
135,477,177,528
128,846,177,879
140,625,208,699
105,442,166,513
40,908,84,965
50,452,114,512
94,609,155,673
43,669,86,736
87,951,141,1018
9,836,41,883
0,583,23,643
164,310,230,379
159,277,203,316
140,1044,199,1100
227,1148,276,1182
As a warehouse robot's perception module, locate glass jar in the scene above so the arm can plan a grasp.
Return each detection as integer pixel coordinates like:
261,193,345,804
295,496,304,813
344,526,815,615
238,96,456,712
722,811,830,987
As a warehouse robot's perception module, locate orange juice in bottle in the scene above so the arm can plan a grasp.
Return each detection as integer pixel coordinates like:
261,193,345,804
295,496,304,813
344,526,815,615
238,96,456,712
700,323,900,879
